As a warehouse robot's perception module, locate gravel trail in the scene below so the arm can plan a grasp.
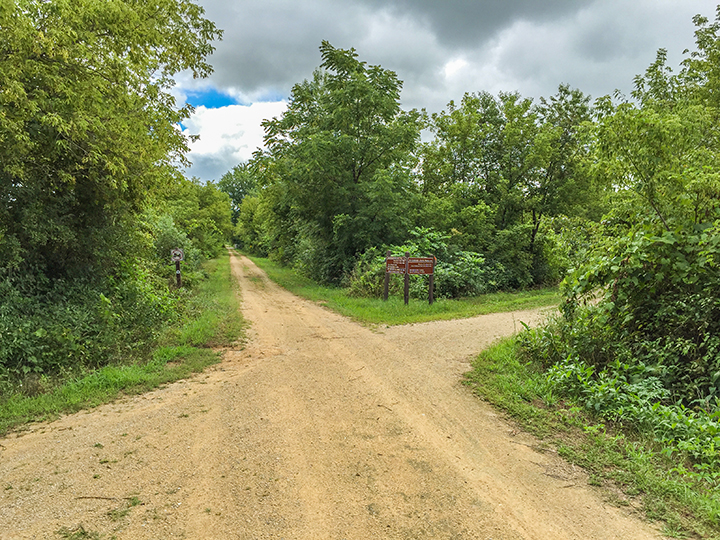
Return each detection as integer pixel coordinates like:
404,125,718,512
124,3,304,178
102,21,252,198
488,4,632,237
0,252,661,539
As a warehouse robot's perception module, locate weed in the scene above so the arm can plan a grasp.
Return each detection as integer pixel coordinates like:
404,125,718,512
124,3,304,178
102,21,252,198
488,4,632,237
107,497,141,522
56,525,103,539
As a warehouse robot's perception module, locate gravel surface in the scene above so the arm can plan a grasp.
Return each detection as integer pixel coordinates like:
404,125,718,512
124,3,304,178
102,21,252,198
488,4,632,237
0,253,661,539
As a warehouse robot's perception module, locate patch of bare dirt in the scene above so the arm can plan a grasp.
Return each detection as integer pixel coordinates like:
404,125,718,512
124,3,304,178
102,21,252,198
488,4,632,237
0,253,662,539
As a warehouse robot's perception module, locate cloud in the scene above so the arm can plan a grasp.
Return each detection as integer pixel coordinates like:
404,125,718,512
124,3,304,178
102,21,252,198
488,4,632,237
177,0,718,181
181,101,288,181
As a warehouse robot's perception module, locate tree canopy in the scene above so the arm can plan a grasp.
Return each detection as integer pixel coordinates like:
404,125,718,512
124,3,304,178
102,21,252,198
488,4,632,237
0,0,221,282
0,0,230,385
249,41,422,282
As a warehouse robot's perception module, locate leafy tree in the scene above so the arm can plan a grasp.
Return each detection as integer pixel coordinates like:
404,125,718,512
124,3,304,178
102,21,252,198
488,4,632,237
420,86,595,286
253,41,422,282
162,178,233,258
0,0,221,282
0,0,222,384
556,8,720,405
218,162,257,224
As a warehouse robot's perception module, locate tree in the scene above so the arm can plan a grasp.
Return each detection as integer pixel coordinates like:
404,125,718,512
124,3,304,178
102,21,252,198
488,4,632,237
162,178,233,258
218,162,257,224
254,41,421,282
420,86,595,286
0,0,221,282
560,8,720,404
0,0,222,383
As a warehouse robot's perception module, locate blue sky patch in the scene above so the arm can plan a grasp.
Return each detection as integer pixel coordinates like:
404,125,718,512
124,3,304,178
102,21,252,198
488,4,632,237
185,88,239,109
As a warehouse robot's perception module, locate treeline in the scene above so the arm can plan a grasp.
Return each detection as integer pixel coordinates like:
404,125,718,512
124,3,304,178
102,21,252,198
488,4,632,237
227,42,604,297
0,0,231,392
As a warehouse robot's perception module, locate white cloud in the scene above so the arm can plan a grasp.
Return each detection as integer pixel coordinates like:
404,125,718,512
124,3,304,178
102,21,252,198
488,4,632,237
443,58,469,79
181,101,287,181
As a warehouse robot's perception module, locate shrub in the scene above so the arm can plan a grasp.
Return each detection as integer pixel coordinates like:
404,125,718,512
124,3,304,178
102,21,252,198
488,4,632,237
347,227,510,299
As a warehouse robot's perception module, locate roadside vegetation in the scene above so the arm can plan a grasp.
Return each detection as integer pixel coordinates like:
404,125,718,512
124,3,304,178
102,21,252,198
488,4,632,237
0,252,244,436
466,337,720,539
0,0,241,432
467,10,720,536
249,255,559,326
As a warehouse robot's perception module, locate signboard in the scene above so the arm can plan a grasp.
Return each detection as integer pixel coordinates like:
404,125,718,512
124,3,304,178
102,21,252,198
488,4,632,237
170,248,184,262
384,253,436,305
407,257,435,275
385,256,435,275
386,256,407,274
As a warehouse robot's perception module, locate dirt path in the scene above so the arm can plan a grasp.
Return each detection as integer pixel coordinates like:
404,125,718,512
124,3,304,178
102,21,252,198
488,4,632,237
0,253,661,540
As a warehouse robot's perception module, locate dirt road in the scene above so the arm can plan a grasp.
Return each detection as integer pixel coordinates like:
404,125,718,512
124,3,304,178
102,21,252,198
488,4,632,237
0,253,661,539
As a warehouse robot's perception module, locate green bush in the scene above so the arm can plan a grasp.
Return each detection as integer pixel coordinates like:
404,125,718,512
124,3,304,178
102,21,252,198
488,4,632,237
0,258,177,392
347,227,511,299
516,222,720,485
561,225,720,403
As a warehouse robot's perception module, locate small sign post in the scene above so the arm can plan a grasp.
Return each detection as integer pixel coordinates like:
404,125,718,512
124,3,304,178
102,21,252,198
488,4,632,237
171,248,184,288
404,252,410,305
384,253,436,305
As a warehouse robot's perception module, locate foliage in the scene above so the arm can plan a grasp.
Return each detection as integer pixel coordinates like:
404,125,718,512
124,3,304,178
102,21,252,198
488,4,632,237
244,41,422,283
0,259,175,389
0,0,221,282
161,177,234,259
418,85,599,288
0,252,244,435
0,0,227,389
468,337,720,538
218,162,258,224
347,227,509,299
505,10,720,533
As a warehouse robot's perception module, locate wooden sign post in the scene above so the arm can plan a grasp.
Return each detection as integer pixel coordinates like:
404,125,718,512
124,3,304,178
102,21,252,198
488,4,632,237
384,253,436,305
171,248,184,288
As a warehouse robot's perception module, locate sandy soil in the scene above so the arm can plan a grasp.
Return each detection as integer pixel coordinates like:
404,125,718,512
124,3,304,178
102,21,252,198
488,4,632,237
0,252,662,539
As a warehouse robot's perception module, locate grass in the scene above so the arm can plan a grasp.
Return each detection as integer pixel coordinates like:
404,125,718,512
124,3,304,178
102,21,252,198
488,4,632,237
465,338,720,539
56,525,104,539
248,255,561,326
0,252,245,436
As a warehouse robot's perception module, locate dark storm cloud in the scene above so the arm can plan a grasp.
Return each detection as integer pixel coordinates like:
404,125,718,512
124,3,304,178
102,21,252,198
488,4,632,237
195,0,717,104
365,0,593,47
197,0,381,96
196,0,592,98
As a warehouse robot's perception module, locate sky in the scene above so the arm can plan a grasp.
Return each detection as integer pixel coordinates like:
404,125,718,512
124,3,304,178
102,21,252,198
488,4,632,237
175,0,720,182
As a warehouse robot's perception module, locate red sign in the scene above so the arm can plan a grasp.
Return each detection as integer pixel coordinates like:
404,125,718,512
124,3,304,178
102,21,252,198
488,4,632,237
386,256,406,274
408,257,435,275
385,256,435,275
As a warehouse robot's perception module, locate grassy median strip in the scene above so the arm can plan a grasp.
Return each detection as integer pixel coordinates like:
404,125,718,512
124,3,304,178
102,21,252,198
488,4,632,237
248,255,560,326
0,253,244,436
465,338,720,539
